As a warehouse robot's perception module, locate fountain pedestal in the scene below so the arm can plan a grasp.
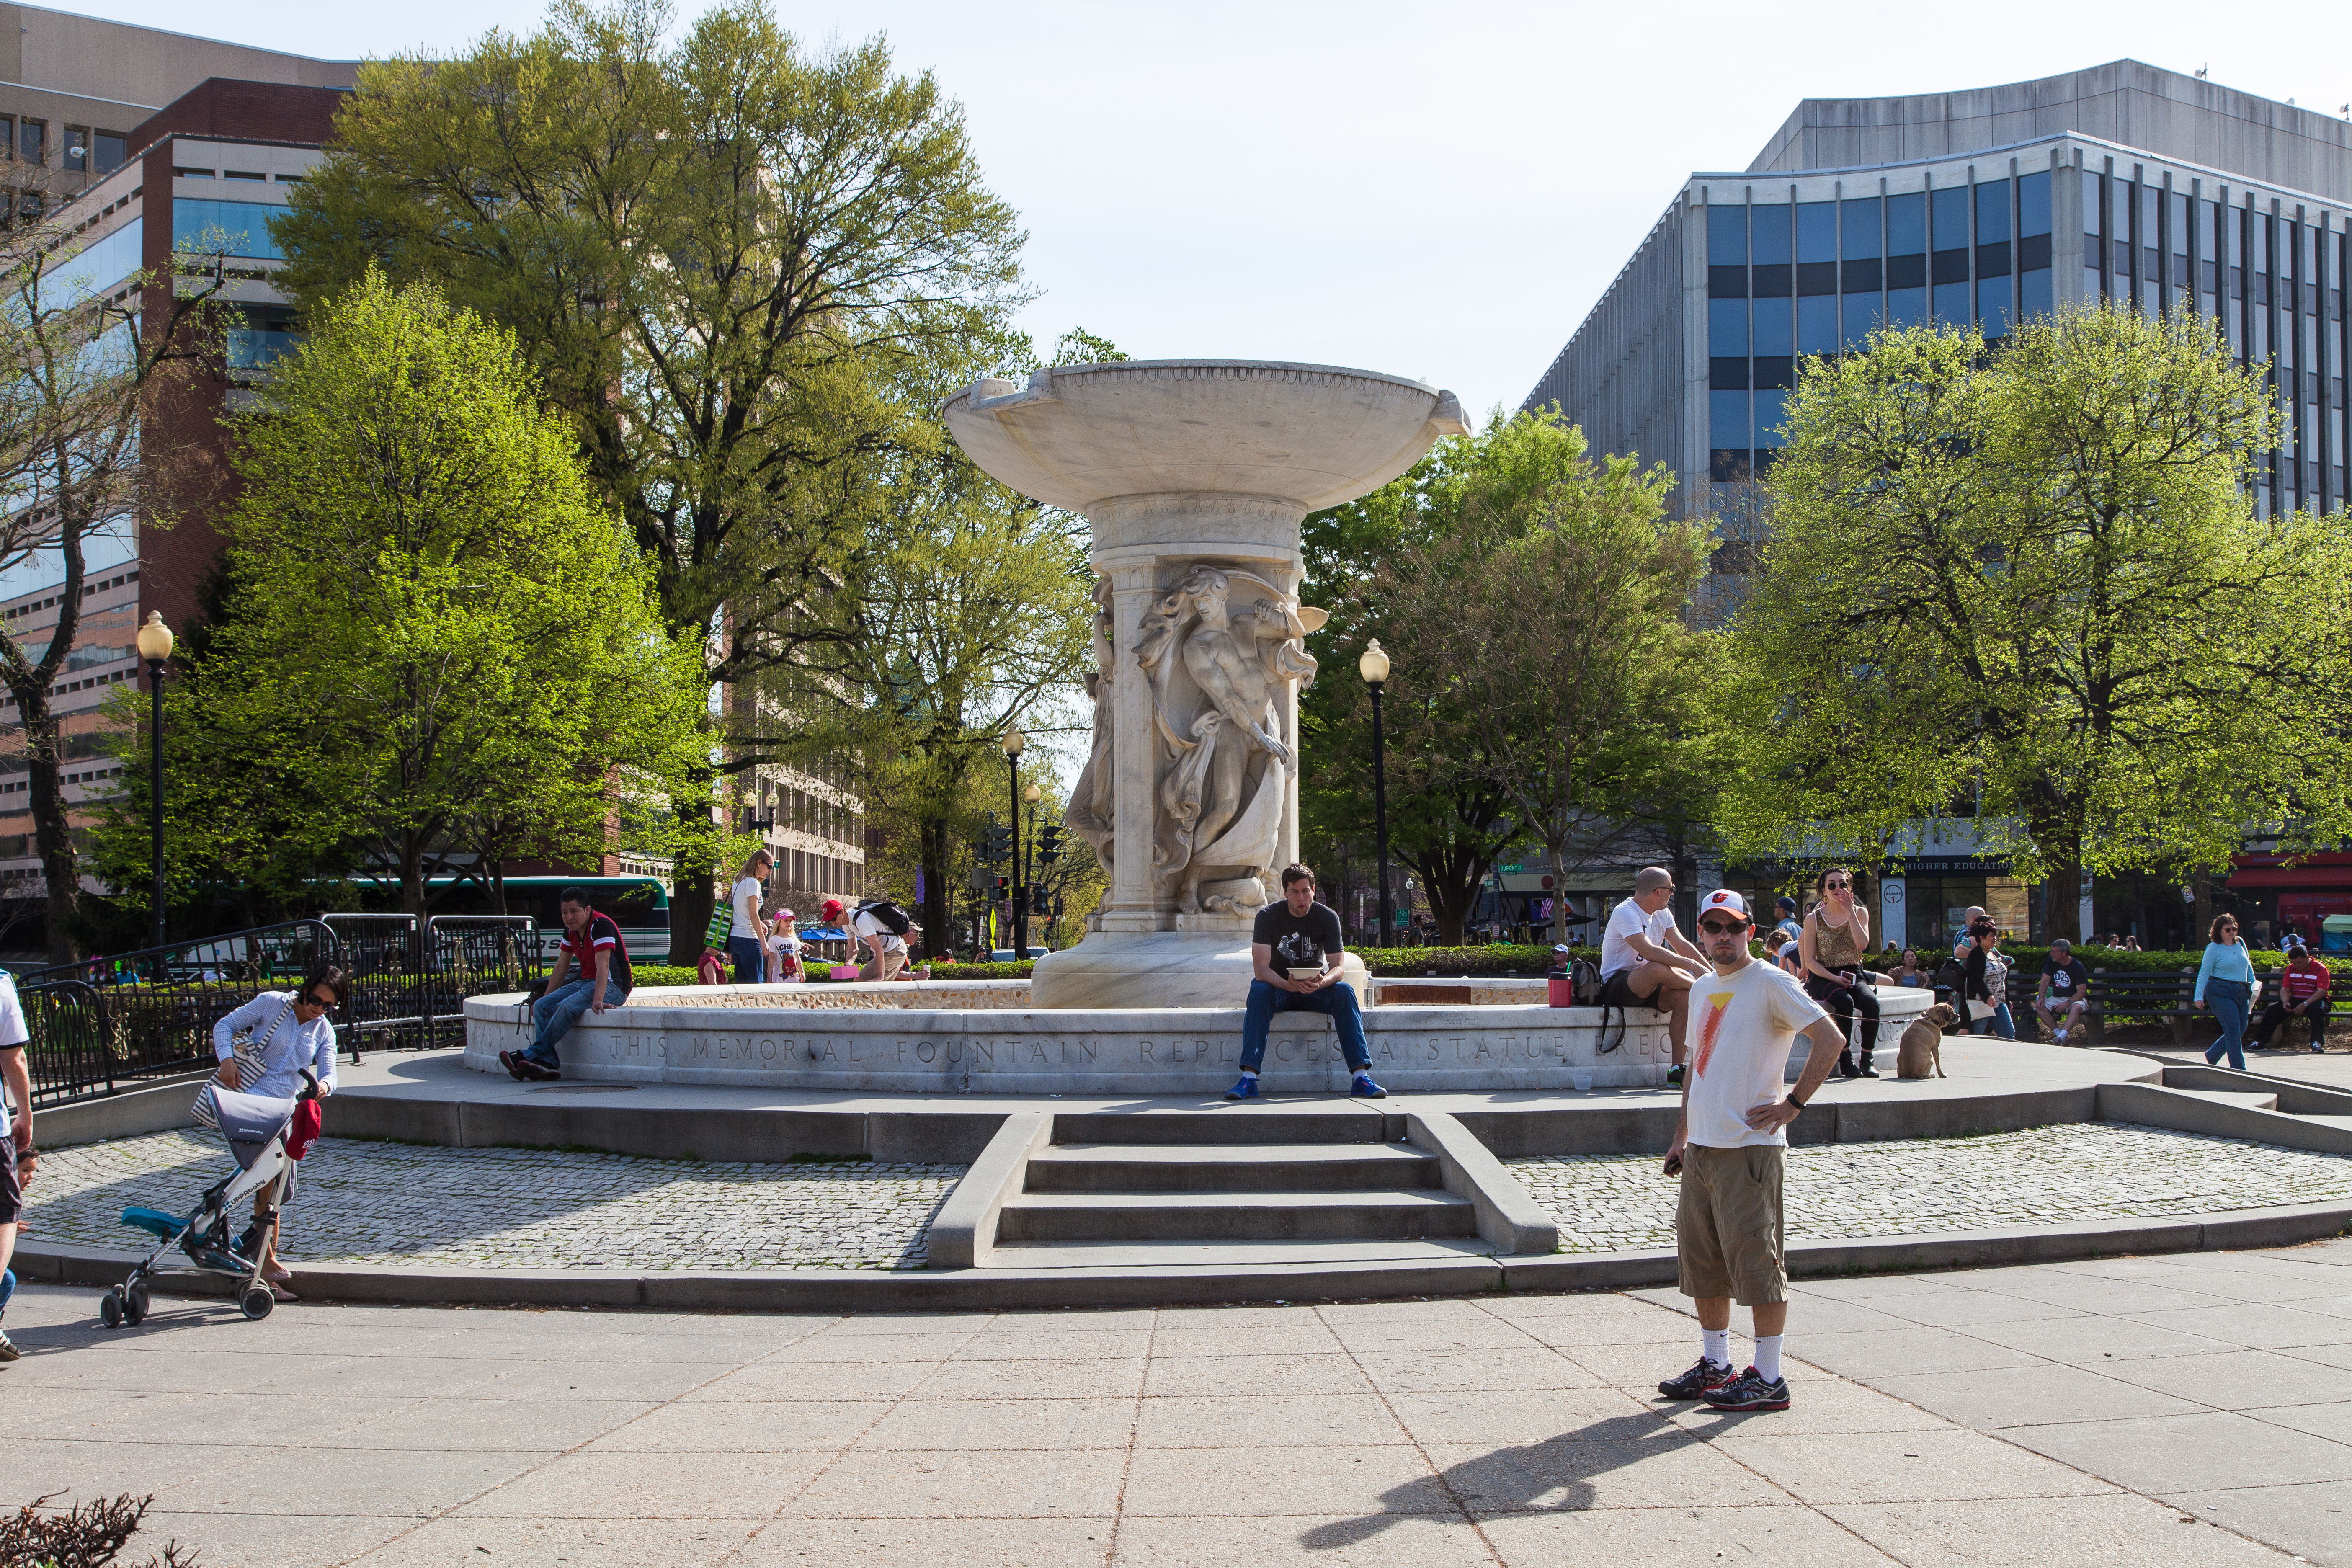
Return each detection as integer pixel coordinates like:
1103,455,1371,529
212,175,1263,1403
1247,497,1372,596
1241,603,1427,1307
944,360,1465,1009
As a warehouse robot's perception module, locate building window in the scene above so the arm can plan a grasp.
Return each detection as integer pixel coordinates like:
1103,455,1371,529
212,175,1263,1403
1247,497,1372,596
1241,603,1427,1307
1708,298,1748,355
1710,390,1749,451
1887,191,1926,259
174,198,289,260
1841,197,1881,261
1710,449,1751,483
64,125,89,172
1979,276,2013,337
1707,205,1747,266
1751,203,1791,265
1795,201,1836,263
1797,295,1837,354
1887,286,1927,329
1933,281,1970,325
1843,291,1881,348
227,303,302,370
1753,297,1792,356
18,119,43,164
1754,388,1789,449
93,132,126,174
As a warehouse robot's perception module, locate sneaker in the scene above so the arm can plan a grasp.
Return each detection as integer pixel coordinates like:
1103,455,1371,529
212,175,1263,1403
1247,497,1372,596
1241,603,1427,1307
1656,1355,1735,1400
0,1327,17,1362
1666,1065,1686,1088
498,1050,528,1081
1702,1365,1791,1411
1225,1075,1259,1101
519,1057,560,1082
1350,1073,1388,1099
2053,1028,2067,1045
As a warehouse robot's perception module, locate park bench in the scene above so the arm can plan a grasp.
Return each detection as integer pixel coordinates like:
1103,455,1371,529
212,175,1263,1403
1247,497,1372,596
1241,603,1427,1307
2078,966,2288,1049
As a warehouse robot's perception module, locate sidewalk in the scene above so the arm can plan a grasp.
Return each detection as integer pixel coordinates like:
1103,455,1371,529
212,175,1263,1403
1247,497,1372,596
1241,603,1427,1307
3,1238,2344,1566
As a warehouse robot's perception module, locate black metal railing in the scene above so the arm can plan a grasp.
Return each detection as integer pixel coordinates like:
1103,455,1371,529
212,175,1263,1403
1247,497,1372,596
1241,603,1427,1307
18,912,549,1106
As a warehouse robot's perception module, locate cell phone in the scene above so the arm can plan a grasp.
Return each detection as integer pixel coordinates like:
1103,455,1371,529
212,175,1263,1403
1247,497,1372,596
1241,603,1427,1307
1662,1150,1684,1177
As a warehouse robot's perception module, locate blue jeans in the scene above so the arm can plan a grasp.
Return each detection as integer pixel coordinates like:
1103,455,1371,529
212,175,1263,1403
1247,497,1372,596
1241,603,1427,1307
1968,1001,2017,1039
1239,980,1370,1074
523,975,630,1069
2205,979,2251,1070
729,935,766,985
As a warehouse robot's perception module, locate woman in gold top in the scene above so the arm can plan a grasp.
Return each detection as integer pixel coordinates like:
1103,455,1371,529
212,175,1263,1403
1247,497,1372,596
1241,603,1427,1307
1797,866,1879,1078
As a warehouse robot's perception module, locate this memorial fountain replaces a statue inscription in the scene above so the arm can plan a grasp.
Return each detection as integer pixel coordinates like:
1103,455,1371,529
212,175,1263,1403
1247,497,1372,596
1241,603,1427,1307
462,360,1934,1092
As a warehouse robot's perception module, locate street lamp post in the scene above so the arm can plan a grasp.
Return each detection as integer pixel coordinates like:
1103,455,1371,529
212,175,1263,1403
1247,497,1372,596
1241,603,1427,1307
1359,639,1391,950
1003,729,1029,961
136,612,174,948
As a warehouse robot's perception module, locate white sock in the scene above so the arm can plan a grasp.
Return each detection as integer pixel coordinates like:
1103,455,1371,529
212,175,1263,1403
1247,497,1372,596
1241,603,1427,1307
1239,1068,1258,1079
1754,1333,1785,1383
1702,1328,1730,1368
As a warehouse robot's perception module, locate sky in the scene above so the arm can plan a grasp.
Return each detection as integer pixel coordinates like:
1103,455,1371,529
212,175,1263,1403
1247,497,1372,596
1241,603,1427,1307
67,0,2352,422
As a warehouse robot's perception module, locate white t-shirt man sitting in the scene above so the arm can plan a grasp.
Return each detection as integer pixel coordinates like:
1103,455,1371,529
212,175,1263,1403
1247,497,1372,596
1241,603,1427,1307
1596,867,1712,1086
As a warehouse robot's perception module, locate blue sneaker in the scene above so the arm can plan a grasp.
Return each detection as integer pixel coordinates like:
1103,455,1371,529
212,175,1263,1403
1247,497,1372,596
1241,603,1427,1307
1225,1075,1260,1101
1350,1073,1388,1099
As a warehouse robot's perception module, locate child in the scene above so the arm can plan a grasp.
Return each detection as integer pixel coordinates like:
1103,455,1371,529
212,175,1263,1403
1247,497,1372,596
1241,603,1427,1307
766,909,802,983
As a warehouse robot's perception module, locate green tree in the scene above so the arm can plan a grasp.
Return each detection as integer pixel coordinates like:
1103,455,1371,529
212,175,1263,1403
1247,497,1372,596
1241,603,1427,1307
1717,304,2349,915
0,184,225,960
1303,411,1714,945
92,273,703,919
271,0,1026,957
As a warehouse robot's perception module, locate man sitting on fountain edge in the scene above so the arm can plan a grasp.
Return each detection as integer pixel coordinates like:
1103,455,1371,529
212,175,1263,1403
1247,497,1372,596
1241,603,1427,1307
1228,863,1386,1101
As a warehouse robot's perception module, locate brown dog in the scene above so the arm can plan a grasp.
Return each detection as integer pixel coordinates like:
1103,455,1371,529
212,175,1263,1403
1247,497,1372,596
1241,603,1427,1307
1896,1003,1957,1079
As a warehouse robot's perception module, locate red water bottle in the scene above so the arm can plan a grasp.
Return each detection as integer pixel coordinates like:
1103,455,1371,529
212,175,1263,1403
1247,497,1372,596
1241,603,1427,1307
1547,944,1573,1008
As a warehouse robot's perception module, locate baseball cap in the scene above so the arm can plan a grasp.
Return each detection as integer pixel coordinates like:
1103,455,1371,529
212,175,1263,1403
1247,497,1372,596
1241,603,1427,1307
820,897,846,920
1775,895,1797,911
1700,890,1751,920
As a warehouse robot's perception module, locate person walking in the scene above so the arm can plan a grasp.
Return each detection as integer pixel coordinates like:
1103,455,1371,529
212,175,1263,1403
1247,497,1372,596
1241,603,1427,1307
2195,914,2259,1070
208,963,348,1292
728,851,773,985
2250,941,2331,1053
1796,866,1879,1077
1596,868,1711,1088
501,888,635,1081
1961,920,2017,1038
1227,863,1385,1101
1656,890,1849,1413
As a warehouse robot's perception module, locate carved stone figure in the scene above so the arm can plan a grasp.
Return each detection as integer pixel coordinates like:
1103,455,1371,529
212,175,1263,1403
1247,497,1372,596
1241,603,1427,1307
1134,564,1325,914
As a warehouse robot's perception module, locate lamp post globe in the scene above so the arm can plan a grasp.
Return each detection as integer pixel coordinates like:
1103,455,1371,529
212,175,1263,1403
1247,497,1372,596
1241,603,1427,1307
139,612,174,948
1358,639,1393,949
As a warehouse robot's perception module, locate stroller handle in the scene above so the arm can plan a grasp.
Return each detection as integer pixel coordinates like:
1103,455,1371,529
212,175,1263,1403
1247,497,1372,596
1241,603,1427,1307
298,1068,323,1102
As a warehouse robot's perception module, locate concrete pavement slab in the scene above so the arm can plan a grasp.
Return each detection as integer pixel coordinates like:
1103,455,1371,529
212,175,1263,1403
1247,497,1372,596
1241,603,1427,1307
1131,1393,1409,1449
1867,1362,2208,1428
779,1446,1128,1519
1695,1427,2120,1504
1474,1504,1894,1568
1818,1493,2294,1565
353,1515,761,1566
2094,1346,2352,1409
1379,1388,1652,1447
2161,1479,2352,1565
1115,1513,1498,1567
1421,1429,1792,1513
2123,1301,2352,1345
735,1516,1119,1567
1117,1444,1456,1519
1143,1350,1375,1398
858,1395,1139,1450
575,1397,892,1453
444,1449,830,1518
2001,1408,2352,1491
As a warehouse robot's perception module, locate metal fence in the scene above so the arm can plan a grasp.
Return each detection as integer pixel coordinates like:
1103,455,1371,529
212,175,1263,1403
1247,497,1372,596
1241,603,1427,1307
16,914,547,1106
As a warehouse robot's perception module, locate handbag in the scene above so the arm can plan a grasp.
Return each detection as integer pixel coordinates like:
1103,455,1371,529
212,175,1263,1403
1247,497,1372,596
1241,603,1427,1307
192,996,294,1129
1965,999,1996,1021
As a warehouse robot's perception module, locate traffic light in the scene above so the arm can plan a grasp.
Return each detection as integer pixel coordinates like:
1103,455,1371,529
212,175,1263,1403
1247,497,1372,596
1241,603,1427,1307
1038,822,1063,865
994,874,1011,898
1032,887,1051,917
978,820,1012,867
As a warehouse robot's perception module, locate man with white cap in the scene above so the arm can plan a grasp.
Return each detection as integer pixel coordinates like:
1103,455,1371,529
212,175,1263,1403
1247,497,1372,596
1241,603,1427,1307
1656,889,1849,1413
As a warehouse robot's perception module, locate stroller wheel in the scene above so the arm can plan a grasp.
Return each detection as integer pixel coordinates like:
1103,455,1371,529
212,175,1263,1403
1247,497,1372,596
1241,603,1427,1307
239,1284,276,1321
100,1290,124,1329
124,1284,150,1326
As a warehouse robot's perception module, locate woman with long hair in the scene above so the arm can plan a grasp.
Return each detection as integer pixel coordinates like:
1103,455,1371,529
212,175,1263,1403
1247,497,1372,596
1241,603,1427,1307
2195,913,2257,1070
1796,867,1880,1076
1962,921,2017,1039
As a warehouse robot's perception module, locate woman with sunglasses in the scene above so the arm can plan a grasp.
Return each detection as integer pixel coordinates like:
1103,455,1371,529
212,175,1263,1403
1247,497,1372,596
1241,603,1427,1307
209,962,348,1293
1796,867,1879,1077
2194,914,2257,1070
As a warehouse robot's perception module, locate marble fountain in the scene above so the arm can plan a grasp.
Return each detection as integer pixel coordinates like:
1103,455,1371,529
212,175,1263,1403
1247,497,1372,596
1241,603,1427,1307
464,359,1934,1093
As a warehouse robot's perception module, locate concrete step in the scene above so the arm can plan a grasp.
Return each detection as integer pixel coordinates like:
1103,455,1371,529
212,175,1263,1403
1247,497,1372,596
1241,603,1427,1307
1025,1142,1439,1194
986,1236,1501,1271
1048,1109,1394,1147
2294,1113,2352,1132
2173,1088,2282,1112
994,1189,1480,1243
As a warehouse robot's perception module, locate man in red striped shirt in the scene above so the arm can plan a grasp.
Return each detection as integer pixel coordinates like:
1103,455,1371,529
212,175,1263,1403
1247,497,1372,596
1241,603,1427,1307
2251,943,2331,1054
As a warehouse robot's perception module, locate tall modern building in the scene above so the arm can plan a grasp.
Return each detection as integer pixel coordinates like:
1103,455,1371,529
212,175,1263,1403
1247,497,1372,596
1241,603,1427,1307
1522,61,2352,951
1525,61,2352,530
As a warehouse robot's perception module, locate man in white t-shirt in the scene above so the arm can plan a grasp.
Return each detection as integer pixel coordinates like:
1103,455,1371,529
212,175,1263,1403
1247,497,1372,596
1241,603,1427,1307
0,970,34,1362
1596,867,1711,1087
1656,889,1847,1414
851,896,912,981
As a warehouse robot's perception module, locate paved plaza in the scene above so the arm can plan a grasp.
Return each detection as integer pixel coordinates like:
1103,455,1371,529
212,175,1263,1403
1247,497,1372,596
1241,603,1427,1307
3,1238,2348,1566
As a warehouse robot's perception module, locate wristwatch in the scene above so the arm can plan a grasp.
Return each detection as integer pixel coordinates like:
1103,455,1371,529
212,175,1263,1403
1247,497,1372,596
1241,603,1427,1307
1786,1091,1808,1111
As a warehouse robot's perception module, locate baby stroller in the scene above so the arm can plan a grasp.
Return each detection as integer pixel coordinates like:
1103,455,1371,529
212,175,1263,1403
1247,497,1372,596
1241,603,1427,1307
99,1068,322,1326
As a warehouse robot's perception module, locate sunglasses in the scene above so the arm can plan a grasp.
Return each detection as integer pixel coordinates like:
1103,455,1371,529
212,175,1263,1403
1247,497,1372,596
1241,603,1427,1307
1824,879,1849,890
299,991,337,1011
1698,918,1749,934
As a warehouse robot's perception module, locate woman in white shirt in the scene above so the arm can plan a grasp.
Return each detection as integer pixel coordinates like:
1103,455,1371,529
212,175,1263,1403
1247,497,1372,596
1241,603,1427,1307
728,850,774,985
208,963,347,1289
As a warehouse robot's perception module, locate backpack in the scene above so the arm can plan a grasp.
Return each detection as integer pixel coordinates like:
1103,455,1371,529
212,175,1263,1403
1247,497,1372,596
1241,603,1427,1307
855,898,913,936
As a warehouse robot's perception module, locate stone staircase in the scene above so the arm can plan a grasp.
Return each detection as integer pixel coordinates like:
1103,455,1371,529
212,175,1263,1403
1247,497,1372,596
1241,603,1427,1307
931,1108,1555,1272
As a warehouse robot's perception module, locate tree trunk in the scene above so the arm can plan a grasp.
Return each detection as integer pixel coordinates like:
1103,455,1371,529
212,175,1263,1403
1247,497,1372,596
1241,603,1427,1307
2190,870,2215,949
668,781,718,967
1548,840,1573,946
21,693,78,966
920,816,952,967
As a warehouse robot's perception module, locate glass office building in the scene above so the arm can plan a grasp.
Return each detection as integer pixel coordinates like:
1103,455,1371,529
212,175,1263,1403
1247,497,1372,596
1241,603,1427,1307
1525,62,2352,538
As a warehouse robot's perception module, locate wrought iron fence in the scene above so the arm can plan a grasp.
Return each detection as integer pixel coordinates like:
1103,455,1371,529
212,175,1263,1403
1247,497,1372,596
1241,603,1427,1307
15,912,549,1106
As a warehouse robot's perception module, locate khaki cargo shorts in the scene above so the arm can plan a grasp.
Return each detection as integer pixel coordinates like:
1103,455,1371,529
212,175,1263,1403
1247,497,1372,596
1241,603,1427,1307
1675,1142,1787,1305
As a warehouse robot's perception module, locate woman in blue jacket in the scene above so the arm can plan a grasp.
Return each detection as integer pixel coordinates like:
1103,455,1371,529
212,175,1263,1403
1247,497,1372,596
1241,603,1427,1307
2194,915,2257,1070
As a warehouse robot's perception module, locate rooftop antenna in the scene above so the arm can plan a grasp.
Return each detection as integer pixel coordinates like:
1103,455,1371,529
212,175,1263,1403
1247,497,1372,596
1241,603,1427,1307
2194,64,2208,79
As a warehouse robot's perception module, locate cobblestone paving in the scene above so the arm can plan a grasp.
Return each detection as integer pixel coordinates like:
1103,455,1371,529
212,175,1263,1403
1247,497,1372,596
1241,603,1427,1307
1511,1122,2352,1254
28,1132,963,1271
